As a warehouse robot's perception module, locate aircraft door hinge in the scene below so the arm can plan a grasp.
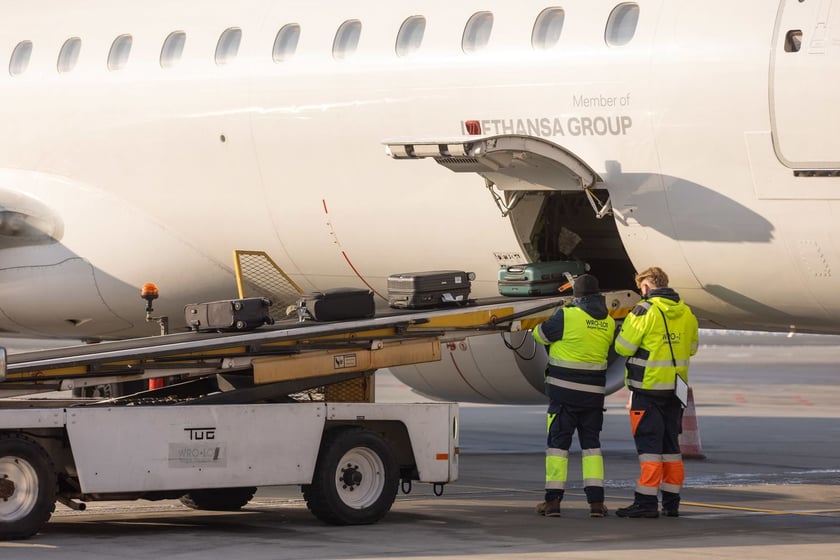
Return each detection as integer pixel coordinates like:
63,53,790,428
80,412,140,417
584,186,612,219
486,179,524,218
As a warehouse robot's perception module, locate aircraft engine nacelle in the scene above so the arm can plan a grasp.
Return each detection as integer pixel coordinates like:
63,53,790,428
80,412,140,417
389,330,627,405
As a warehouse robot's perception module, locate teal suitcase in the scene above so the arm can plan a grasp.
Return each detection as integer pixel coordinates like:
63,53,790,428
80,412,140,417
497,261,587,296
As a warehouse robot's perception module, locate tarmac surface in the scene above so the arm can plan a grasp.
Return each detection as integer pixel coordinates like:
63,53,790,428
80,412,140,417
2,331,840,559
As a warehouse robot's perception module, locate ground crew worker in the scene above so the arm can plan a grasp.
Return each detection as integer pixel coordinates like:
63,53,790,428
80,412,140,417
532,274,615,518
614,267,699,518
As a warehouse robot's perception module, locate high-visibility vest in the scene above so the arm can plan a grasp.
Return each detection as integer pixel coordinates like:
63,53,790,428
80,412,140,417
615,297,699,396
534,307,615,393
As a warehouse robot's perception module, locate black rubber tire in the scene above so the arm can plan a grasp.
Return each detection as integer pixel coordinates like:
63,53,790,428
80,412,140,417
179,487,257,511
302,427,399,525
0,433,57,540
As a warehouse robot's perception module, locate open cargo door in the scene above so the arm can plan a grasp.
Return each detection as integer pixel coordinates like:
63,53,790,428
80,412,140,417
384,134,601,191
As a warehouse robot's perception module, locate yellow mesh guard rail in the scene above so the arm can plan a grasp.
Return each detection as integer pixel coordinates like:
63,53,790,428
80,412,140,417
233,250,304,322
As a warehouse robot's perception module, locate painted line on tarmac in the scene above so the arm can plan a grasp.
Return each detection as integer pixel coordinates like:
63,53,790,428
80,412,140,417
680,501,840,517
400,485,840,519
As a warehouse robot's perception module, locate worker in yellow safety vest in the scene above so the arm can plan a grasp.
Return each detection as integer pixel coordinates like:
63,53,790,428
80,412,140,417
532,274,615,518
614,266,699,518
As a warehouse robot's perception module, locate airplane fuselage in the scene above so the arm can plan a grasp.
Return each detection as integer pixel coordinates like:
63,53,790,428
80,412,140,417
1,0,838,344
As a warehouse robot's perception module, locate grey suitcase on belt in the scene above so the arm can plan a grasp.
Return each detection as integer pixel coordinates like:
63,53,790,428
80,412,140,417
387,270,472,309
185,297,273,332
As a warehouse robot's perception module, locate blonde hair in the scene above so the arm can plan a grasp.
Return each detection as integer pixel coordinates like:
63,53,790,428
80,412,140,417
635,267,669,289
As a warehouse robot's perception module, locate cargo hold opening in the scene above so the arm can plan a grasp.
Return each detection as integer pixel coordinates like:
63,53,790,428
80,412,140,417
384,134,637,291
506,189,635,291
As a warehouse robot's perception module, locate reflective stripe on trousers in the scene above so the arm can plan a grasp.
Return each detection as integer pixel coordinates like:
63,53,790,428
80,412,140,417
545,447,568,489
635,453,684,495
582,448,604,488
662,453,684,493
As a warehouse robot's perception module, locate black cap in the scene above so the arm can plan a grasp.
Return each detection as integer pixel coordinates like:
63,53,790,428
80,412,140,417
573,274,600,297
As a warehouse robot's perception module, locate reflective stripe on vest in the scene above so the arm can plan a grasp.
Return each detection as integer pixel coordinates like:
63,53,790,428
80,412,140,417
628,357,690,369
615,333,639,354
548,356,608,370
545,376,606,394
534,323,550,345
627,378,676,391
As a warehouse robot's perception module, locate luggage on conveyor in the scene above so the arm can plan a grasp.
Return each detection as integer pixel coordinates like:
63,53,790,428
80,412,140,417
303,287,375,321
497,260,587,296
387,270,472,309
185,297,273,332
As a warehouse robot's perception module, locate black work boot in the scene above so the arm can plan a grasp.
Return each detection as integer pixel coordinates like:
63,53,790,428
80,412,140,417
661,490,680,517
615,503,659,518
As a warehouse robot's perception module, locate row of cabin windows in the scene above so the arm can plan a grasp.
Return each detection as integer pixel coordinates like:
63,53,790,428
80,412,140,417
7,4,640,76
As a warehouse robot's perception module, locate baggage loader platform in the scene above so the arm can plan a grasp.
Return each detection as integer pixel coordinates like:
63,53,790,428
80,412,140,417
0,291,637,540
0,292,637,404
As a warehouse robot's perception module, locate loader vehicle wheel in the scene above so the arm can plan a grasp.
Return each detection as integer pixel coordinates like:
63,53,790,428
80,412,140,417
303,426,399,525
179,487,257,511
0,433,57,540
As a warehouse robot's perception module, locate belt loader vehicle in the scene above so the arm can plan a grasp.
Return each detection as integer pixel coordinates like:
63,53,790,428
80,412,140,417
0,290,637,540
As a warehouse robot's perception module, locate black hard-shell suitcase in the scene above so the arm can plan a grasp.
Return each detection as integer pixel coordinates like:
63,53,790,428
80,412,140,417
387,270,472,309
185,297,273,332
304,287,375,321
497,260,587,296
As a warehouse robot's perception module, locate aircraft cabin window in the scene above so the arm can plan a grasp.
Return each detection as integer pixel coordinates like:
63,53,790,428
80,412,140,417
462,12,494,54
532,7,565,50
160,31,186,69
273,24,301,62
9,41,33,76
396,16,426,57
215,28,242,65
605,3,640,47
57,37,82,73
107,34,133,71
333,20,361,60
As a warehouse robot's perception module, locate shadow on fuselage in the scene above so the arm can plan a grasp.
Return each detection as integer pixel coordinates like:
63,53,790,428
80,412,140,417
604,160,774,243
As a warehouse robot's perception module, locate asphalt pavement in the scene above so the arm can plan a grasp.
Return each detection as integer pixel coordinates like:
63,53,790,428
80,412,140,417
2,333,840,559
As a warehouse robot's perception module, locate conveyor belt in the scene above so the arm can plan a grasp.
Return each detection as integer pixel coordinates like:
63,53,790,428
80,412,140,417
0,296,569,384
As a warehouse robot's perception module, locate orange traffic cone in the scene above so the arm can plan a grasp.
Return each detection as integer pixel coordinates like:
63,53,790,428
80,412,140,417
679,387,706,460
